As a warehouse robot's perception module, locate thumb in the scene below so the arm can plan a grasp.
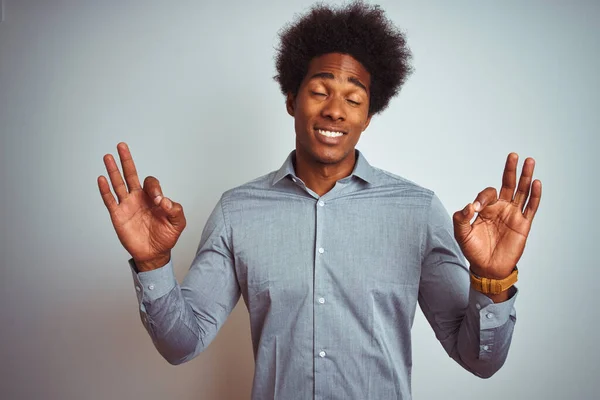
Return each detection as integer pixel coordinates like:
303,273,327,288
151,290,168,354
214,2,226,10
453,203,474,243
158,197,186,230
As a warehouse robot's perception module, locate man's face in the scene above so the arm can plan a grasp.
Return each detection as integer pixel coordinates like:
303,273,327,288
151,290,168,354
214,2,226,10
287,53,372,166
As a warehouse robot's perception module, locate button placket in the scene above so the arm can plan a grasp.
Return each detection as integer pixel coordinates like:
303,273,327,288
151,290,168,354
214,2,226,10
314,195,329,382
479,324,495,360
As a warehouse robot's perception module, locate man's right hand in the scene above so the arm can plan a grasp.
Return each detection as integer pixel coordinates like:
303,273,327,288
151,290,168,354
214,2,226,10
98,142,186,272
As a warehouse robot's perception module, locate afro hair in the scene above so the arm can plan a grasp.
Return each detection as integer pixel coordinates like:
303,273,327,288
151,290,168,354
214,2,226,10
274,1,413,115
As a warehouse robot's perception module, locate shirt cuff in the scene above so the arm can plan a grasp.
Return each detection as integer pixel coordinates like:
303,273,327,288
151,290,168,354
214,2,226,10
129,258,177,302
469,285,518,330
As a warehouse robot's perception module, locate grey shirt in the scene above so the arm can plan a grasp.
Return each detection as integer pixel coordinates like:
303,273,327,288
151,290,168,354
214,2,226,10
130,150,517,400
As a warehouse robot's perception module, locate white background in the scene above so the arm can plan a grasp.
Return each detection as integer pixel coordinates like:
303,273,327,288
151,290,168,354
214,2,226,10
1,1,598,399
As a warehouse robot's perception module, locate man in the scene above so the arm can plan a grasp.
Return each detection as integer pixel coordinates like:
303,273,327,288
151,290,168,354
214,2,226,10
98,2,541,399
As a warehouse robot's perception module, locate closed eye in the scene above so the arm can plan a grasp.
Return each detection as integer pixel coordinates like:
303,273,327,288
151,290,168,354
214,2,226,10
311,91,327,97
347,99,361,105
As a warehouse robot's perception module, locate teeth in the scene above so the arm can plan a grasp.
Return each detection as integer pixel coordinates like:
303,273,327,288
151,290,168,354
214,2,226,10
317,129,344,138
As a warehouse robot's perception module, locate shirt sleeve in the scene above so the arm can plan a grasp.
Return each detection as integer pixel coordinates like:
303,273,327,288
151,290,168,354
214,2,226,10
128,196,241,365
418,193,518,378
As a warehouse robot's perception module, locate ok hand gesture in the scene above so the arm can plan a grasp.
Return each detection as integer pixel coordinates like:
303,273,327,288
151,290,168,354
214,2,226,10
98,143,186,271
453,153,542,281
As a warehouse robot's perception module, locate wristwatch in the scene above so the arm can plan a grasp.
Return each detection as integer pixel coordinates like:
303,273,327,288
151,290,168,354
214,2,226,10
470,267,518,294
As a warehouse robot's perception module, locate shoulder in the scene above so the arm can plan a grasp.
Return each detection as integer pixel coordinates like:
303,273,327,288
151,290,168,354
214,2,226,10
219,170,281,205
367,165,435,204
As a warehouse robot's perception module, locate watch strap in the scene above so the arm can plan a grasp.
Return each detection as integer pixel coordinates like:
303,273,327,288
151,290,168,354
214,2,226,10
470,267,518,294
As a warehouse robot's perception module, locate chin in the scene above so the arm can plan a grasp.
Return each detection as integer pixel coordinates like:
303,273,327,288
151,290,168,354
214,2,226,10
311,149,348,165
315,157,342,165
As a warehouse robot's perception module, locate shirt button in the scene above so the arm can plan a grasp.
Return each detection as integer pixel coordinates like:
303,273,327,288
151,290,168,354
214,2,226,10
318,297,325,304
318,248,324,254
148,284,155,290
475,303,481,310
318,200,325,207
319,351,326,358
486,313,494,319
482,345,489,351
135,286,141,292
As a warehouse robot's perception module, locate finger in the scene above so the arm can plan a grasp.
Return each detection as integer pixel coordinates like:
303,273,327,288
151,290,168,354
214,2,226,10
117,142,142,192
524,179,542,221
97,175,118,213
143,176,164,205
103,153,128,202
513,157,535,210
473,187,498,212
499,153,518,202
158,197,186,229
453,203,474,243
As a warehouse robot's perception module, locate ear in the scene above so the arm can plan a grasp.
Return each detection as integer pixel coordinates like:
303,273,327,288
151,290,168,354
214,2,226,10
362,114,373,132
286,92,295,117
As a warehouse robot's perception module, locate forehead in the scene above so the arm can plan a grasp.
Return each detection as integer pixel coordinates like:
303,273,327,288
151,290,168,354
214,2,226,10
304,53,371,90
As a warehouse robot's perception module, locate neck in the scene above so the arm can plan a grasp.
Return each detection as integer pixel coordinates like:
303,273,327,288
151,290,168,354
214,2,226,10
294,148,357,197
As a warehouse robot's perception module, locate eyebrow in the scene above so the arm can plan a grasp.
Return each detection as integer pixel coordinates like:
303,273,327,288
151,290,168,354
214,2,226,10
309,72,368,94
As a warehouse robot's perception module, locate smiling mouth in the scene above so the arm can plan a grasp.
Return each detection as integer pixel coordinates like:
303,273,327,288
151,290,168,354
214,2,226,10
315,128,346,138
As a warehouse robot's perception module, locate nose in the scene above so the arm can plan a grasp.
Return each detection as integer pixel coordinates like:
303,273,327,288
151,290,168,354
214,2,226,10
320,96,346,121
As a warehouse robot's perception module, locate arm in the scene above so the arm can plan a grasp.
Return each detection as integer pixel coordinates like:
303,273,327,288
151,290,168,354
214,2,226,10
98,143,239,364
130,198,240,365
418,194,517,378
419,153,541,378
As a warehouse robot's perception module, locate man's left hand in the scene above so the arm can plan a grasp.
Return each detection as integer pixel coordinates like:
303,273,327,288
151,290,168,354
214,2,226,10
452,153,542,280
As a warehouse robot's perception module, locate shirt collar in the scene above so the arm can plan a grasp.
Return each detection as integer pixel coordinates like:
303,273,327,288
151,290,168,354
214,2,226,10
271,149,376,186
